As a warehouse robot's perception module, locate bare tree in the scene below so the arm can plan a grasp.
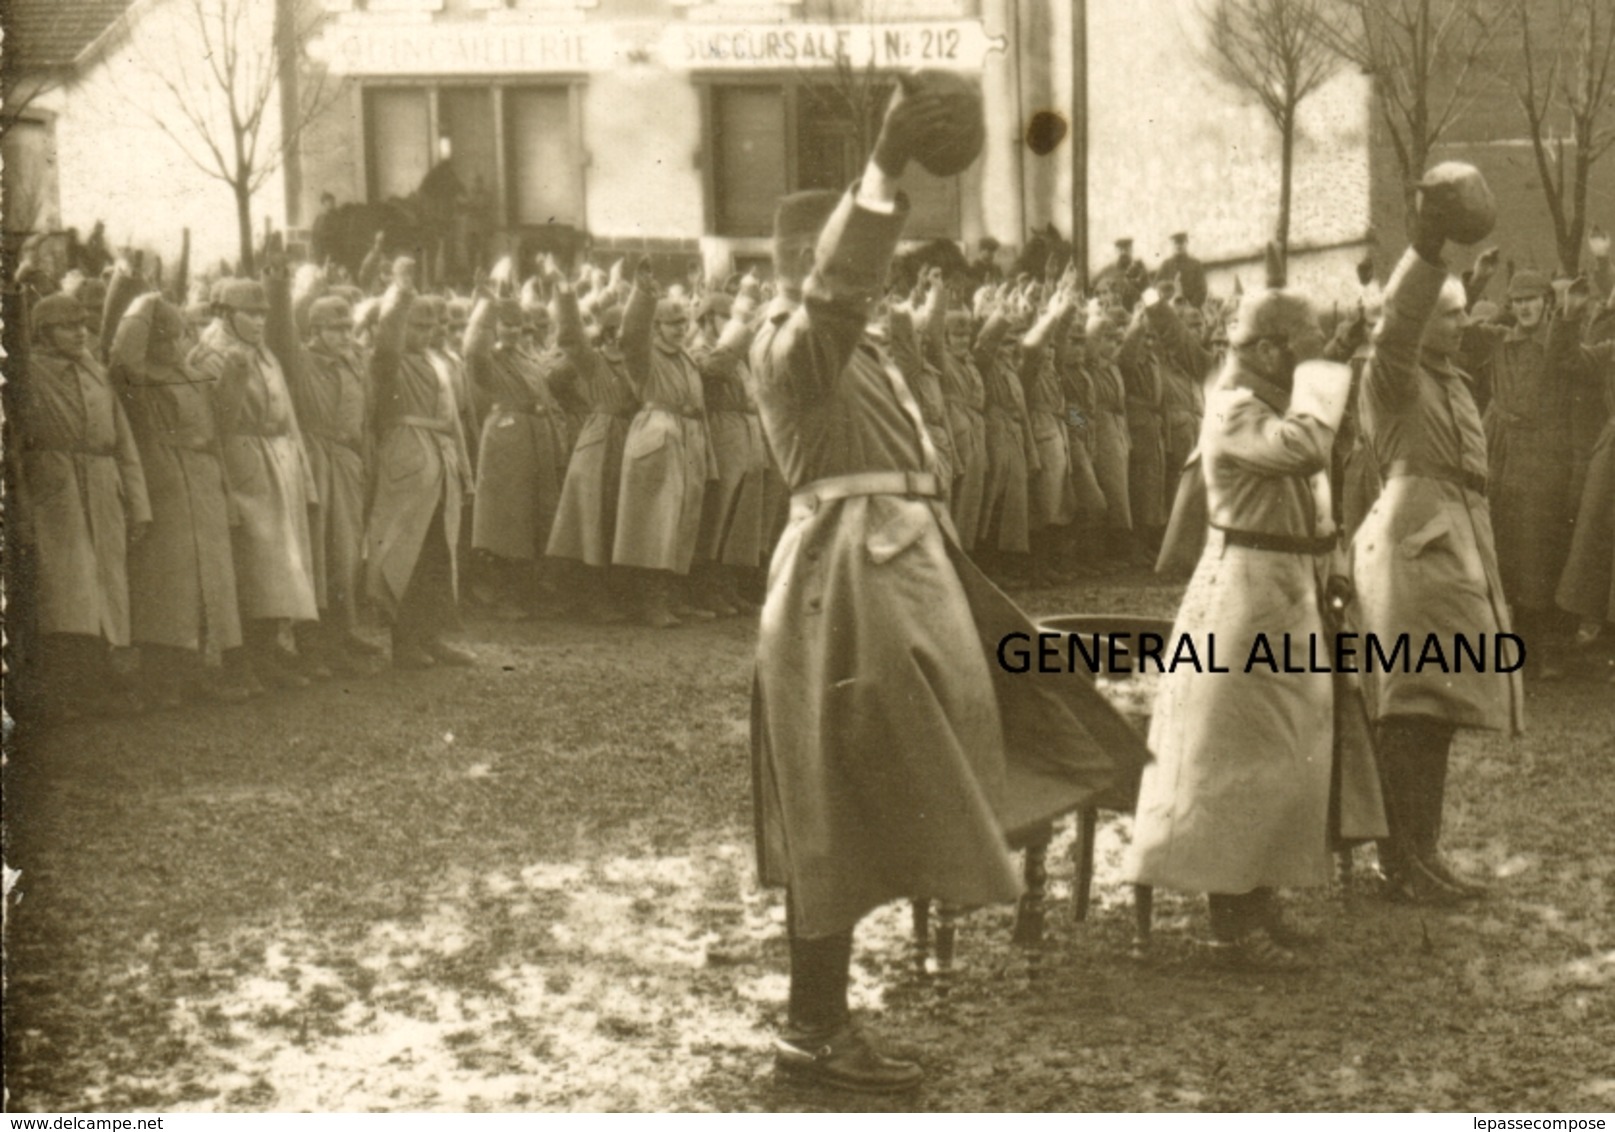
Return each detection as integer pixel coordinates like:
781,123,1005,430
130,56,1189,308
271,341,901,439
1512,0,1615,273
1198,0,1343,269
113,0,335,273
1317,0,1514,231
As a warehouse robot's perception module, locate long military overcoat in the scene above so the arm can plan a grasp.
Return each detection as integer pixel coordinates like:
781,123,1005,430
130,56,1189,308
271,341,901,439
546,291,639,567
1126,367,1339,894
751,189,1148,940
612,286,715,574
190,320,318,623
22,345,151,644
1351,251,1523,733
112,294,241,653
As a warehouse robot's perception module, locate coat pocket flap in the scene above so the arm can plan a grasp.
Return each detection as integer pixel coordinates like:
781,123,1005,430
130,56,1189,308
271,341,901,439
1399,512,1452,560
863,497,932,565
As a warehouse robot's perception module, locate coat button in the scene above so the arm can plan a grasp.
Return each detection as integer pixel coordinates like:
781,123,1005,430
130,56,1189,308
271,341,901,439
808,597,822,610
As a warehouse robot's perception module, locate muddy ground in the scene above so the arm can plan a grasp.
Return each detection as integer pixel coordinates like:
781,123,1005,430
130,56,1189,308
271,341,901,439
4,574,1613,1112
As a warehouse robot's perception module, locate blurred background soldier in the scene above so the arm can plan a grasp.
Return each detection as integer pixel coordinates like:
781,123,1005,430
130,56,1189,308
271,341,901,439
16,293,152,720
928,302,991,553
1020,269,1082,585
690,286,767,616
270,278,378,674
111,290,247,705
614,265,715,628
1119,299,1168,562
1467,269,1586,677
366,276,476,668
545,259,638,623
1080,310,1135,564
193,278,321,691
466,266,571,621
1156,231,1209,308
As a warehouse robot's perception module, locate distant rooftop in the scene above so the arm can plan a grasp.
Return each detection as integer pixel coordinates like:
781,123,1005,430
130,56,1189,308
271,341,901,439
3,0,137,71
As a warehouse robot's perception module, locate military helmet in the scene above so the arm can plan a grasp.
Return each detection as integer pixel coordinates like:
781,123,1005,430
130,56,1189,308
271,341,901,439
655,298,690,324
1506,270,1550,300
308,296,354,330
32,293,88,336
218,279,270,313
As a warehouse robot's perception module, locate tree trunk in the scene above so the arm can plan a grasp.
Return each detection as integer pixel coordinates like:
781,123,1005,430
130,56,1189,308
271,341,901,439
1277,110,1295,275
235,182,255,276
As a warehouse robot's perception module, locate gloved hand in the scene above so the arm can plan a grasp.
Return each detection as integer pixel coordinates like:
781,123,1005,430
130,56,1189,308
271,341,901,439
1414,162,1496,255
871,79,950,179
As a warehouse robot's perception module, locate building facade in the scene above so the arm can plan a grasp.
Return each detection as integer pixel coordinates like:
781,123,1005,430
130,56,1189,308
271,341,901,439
11,0,1386,300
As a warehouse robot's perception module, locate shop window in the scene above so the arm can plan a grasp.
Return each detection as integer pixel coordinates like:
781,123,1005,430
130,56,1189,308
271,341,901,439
364,87,431,202
438,88,497,210
707,78,964,240
505,87,582,227
363,83,583,229
711,86,790,237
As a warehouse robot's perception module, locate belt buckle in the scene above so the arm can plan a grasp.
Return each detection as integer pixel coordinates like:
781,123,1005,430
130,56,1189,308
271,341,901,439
903,471,925,497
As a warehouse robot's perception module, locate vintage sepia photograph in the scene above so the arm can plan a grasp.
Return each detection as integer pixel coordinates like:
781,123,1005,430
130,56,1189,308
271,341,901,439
2,0,1612,1113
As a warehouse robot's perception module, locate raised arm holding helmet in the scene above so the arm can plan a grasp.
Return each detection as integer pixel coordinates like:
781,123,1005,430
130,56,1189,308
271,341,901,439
1352,162,1522,905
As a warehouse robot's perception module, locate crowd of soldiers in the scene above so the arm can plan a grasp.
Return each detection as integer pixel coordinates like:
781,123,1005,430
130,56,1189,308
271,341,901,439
4,202,1613,725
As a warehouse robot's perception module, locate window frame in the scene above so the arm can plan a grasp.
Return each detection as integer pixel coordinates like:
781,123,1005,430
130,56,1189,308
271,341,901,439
697,72,965,241
358,77,588,232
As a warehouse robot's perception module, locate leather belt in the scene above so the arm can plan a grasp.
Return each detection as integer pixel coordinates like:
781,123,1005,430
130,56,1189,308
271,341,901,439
1383,458,1487,497
1214,525,1336,555
644,401,704,420
792,470,940,509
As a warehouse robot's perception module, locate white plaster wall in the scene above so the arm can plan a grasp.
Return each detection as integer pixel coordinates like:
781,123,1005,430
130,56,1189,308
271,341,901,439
581,64,705,239
1086,0,1370,292
52,0,289,272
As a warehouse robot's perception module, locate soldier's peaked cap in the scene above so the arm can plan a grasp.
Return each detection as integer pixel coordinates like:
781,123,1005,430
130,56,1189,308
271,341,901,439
219,279,270,312
1507,269,1550,299
32,294,87,333
655,298,690,322
308,296,354,328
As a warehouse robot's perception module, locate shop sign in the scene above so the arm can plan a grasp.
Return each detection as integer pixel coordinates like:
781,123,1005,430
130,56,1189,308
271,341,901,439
312,22,613,74
664,21,1003,71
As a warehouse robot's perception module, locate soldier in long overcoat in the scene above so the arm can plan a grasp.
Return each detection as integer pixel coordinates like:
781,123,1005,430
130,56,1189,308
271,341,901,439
977,300,1038,572
267,278,376,671
466,290,572,616
1079,311,1135,560
190,280,320,689
17,294,152,718
1554,287,1615,665
1351,171,1523,904
111,290,247,703
1119,303,1168,558
545,272,639,621
1467,270,1588,672
886,272,959,509
690,290,768,615
612,272,716,627
924,304,993,550
1020,280,1081,584
1126,289,1350,969
365,283,476,667
751,78,1148,1092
